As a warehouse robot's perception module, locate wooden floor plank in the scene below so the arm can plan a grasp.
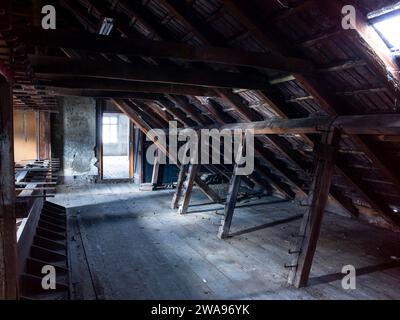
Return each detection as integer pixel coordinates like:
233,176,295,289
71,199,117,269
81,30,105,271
58,183,400,300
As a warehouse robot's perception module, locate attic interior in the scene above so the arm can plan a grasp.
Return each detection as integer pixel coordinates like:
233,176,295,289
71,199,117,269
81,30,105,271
1,0,400,300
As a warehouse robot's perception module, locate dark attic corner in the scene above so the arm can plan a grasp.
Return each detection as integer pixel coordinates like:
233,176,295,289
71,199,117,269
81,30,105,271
1,0,400,306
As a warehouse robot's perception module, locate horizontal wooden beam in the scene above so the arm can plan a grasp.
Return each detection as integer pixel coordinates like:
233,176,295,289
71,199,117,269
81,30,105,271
21,28,315,73
181,114,400,136
38,78,219,97
45,88,164,101
29,56,271,90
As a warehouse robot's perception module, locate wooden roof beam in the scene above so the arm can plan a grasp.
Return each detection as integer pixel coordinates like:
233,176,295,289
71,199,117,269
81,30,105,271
30,55,271,90
37,78,219,97
22,28,314,73
165,95,210,126
162,0,355,208
158,0,210,44
125,99,166,129
115,0,168,40
154,96,296,198
156,97,196,127
221,0,400,222
112,98,222,203
177,114,400,136
46,88,163,101
76,0,348,208
59,0,98,32
155,97,276,194
337,157,400,227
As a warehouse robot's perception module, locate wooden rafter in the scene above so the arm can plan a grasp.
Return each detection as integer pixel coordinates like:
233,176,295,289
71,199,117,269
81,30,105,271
85,1,298,199
154,96,278,195
156,0,358,218
136,0,360,212
151,1,302,198
220,0,400,226
319,0,400,93
111,98,221,204
46,0,400,225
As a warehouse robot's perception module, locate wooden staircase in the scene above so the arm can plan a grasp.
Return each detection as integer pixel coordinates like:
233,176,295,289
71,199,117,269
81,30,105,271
20,201,69,300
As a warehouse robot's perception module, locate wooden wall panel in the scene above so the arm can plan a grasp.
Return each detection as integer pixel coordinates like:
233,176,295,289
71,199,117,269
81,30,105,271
38,111,51,160
13,110,38,162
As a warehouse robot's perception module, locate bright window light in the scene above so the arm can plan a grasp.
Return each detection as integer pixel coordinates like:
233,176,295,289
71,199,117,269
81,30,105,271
103,116,118,144
373,14,400,52
98,17,114,36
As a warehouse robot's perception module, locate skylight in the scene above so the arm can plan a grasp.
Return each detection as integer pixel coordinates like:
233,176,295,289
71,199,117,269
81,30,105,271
373,14,400,52
368,2,400,55
98,17,114,36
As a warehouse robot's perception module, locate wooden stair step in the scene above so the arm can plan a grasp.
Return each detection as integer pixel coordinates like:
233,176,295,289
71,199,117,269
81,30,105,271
36,227,66,241
38,219,66,233
34,235,67,251
30,245,67,263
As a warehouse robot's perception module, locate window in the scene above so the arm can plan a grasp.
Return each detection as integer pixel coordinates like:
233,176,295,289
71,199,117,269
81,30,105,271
103,116,118,144
98,17,114,35
368,2,400,56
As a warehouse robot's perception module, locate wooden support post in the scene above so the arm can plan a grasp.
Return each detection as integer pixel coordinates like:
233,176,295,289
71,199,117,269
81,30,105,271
95,99,104,180
129,122,135,179
0,79,18,299
287,130,340,288
171,164,188,209
218,171,242,239
218,133,246,239
151,151,160,189
177,164,200,215
133,130,144,184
